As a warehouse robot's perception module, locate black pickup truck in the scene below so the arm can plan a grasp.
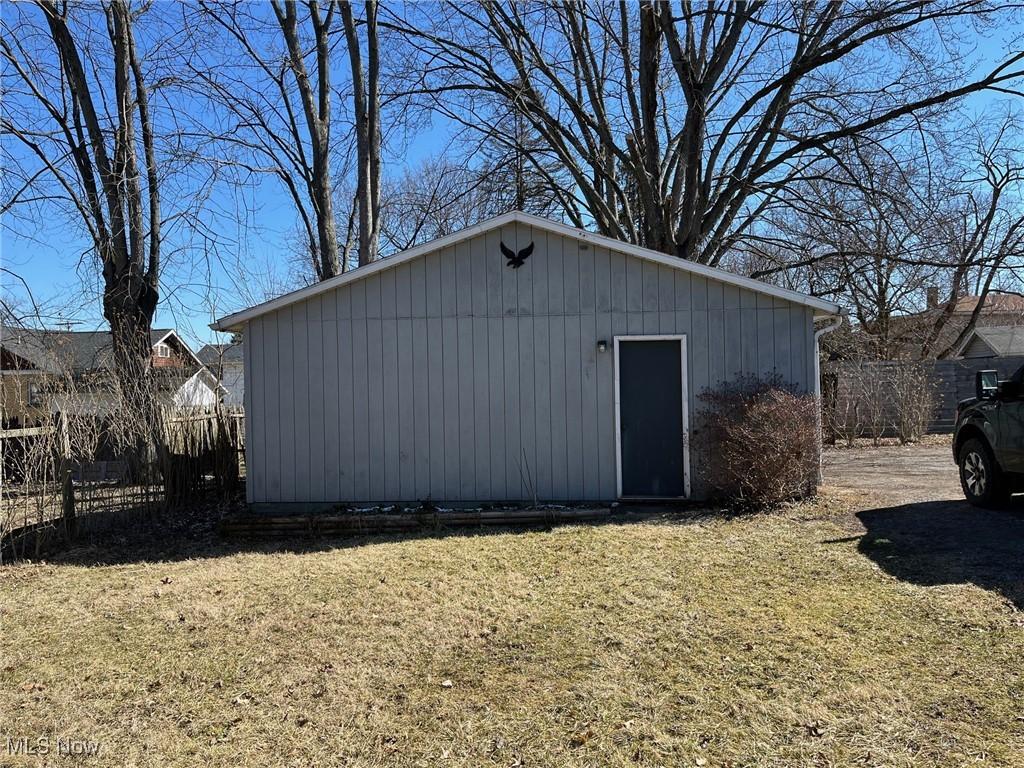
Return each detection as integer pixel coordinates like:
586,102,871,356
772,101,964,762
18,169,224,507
953,367,1024,506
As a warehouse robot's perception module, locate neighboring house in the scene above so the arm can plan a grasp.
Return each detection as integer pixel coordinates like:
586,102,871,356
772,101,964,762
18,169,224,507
887,292,1024,359
198,340,244,407
957,325,1024,359
214,211,840,507
822,298,1024,437
1,327,221,427
940,292,1024,323
0,342,51,428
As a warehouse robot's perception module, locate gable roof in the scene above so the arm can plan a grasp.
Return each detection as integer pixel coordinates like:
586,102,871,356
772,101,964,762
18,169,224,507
211,211,842,332
956,325,1024,358
198,341,244,365
1,326,182,374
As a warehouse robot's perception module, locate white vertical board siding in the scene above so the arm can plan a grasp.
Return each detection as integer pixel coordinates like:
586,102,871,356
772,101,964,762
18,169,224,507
245,222,818,504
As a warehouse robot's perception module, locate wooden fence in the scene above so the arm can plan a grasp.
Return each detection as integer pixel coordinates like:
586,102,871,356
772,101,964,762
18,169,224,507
824,355,1024,435
1,408,245,562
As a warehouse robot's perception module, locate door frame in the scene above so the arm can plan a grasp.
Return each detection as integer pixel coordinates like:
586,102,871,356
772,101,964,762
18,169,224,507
613,334,690,500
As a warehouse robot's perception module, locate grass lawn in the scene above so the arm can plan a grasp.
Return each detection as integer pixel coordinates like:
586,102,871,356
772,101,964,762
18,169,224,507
2,492,1022,767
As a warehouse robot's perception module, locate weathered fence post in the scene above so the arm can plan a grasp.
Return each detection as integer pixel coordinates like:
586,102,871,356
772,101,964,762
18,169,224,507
61,467,77,542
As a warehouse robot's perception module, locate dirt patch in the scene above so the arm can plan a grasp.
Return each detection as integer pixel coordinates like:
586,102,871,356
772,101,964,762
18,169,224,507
821,438,1024,613
824,439,961,507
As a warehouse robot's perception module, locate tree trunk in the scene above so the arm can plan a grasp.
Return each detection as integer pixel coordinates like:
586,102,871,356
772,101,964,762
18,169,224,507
637,1,668,253
341,0,381,267
272,0,342,280
35,0,161,446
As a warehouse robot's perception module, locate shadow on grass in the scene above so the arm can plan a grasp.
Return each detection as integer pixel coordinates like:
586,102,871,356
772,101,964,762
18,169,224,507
855,498,1024,609
18,502,717,568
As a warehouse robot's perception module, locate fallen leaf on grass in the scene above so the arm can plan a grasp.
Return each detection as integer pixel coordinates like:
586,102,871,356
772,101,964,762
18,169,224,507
804,721,826,737
569,729,594,748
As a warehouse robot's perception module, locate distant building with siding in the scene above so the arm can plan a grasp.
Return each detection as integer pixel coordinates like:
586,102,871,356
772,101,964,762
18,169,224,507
1,327,220,427
198,341,244,407
957,325,1024,359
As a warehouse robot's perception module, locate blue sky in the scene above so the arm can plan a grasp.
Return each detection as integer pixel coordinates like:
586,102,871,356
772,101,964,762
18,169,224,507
2,12,1020,352
0,111,453,349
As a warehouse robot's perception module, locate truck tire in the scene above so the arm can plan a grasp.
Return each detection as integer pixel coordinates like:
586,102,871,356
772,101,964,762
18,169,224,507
958,438,1008,508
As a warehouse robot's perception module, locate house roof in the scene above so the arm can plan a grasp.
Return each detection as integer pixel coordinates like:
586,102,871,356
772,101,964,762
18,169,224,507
212,211,842,332
945,294,1024,314
882,294,1024,359
956,325,1024,358
1,326,178,374
198,342,243,365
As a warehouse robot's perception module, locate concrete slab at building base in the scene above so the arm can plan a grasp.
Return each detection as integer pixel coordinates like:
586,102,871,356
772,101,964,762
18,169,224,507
216,505,708,540
219,506,619,538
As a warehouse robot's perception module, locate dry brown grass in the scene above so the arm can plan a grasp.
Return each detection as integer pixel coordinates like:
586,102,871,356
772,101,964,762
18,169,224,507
2,493,1022,767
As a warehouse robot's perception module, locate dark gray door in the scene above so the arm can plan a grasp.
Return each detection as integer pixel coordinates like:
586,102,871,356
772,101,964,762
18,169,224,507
618,339,685,497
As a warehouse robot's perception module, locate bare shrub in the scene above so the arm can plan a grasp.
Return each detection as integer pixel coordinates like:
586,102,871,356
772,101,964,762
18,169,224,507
821,369,859,446
891,363,936,444
826,361,895,444
697,377,820,508
2,366,103,561
822,360,937,444
857,364,893,445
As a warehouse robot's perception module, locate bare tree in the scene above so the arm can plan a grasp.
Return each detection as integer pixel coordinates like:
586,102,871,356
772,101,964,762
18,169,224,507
745,140,943,358
744,126,1024,359
377,157,504,251
188,1,343,280
387,1,1024,264
272,0,344,277
2,0,162,422
340,0,381,266
924,153,1024,358
188,0,383,278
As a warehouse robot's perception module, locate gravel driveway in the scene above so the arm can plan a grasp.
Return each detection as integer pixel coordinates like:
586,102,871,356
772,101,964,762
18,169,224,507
823,438,1024,610
824,439,962,506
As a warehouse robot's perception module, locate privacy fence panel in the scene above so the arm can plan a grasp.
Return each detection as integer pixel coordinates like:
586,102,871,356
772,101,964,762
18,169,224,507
825,355,1024,436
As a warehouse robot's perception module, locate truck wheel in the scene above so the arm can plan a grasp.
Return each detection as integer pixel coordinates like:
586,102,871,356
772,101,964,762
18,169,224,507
958,438,1007,508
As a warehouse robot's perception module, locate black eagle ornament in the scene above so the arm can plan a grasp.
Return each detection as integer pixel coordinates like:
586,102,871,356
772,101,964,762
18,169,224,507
500,240,534,269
